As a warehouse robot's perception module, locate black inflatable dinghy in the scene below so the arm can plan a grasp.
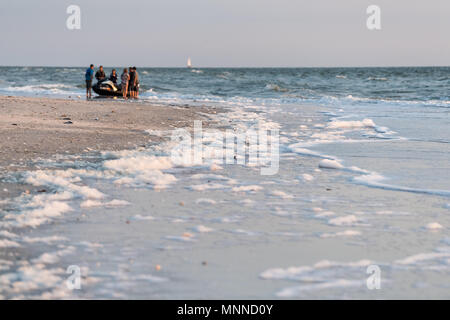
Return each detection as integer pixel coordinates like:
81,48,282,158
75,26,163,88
93,80,129,97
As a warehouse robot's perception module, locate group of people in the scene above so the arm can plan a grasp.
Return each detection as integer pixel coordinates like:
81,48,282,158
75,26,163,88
85,64,140,99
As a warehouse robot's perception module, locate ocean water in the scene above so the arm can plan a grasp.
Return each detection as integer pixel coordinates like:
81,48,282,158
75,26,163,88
1,66,449,106
0,67,449,299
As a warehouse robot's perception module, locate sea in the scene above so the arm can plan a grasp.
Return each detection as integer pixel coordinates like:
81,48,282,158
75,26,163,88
0,66,449,299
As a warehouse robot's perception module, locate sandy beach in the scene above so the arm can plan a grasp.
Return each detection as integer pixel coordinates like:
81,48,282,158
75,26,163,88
0,69,449,300
0,95,222,202
0,95,220,171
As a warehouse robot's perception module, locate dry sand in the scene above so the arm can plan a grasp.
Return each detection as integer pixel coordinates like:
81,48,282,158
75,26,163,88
0,95,222,170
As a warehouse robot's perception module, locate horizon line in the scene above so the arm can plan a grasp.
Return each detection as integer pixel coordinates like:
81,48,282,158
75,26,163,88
0,65,449,69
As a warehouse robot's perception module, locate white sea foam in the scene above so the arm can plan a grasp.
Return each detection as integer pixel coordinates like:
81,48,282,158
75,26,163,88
354,172,450,197
133,274,168,283
78,241,103,249
311,131,346,141
328,215,361,226
288,146,330,159
228,229,259,236
0,262,99,299
210,216,242,223
395,252,450,265
319,159,343,169
191,174,234,182
191,174,237,185
0,239,21,248
314,210,335,218
22,236,68,244
271,208,293,217
240,199,255,206
276,279,364,297
0,231,18,238
270,190,294,199
145,129,169,137
2,159,141,231
424,222,443,230
80,200,102,208
164,235,196,242
232,185,264,193
347,166,370,174
2,201,73,228
189,183,229,191
375,210,410,216
3,83,78,95
25,171,104,199
104,155,173,171
265,83,288,92
210,163,223,171
263,241,450,297
0,264,67,296
320,230,362,238
80,199,130,208
103,155,177,189
260,259,373,281
327,118,375,129
31,246,76,265
191,225,214,233
195,198,217,205
129,214,155,221
300,173,314,182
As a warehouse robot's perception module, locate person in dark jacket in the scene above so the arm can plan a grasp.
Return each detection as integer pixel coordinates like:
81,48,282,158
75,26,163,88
128,66,135,98
109,69,118,85
133,67,140,98
95,65,106,83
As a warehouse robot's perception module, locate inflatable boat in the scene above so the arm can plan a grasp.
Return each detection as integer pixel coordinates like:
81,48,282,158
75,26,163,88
93,80,129,97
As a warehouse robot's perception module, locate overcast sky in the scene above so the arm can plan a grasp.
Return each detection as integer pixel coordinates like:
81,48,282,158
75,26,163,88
0,0,449,67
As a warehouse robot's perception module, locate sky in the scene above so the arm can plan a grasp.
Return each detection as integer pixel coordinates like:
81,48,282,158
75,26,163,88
0,0,449,67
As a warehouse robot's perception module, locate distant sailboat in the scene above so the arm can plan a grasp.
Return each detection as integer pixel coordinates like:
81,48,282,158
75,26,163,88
187,57,192,68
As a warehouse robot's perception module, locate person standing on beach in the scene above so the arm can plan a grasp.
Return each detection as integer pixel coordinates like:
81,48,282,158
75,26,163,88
128,66,136,98
95,65,106,83
85,64,94,99
121,68,129,99
109,69,118,85
133,67,140,99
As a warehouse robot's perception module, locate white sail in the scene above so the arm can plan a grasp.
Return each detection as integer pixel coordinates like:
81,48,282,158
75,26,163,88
187,57,192,68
